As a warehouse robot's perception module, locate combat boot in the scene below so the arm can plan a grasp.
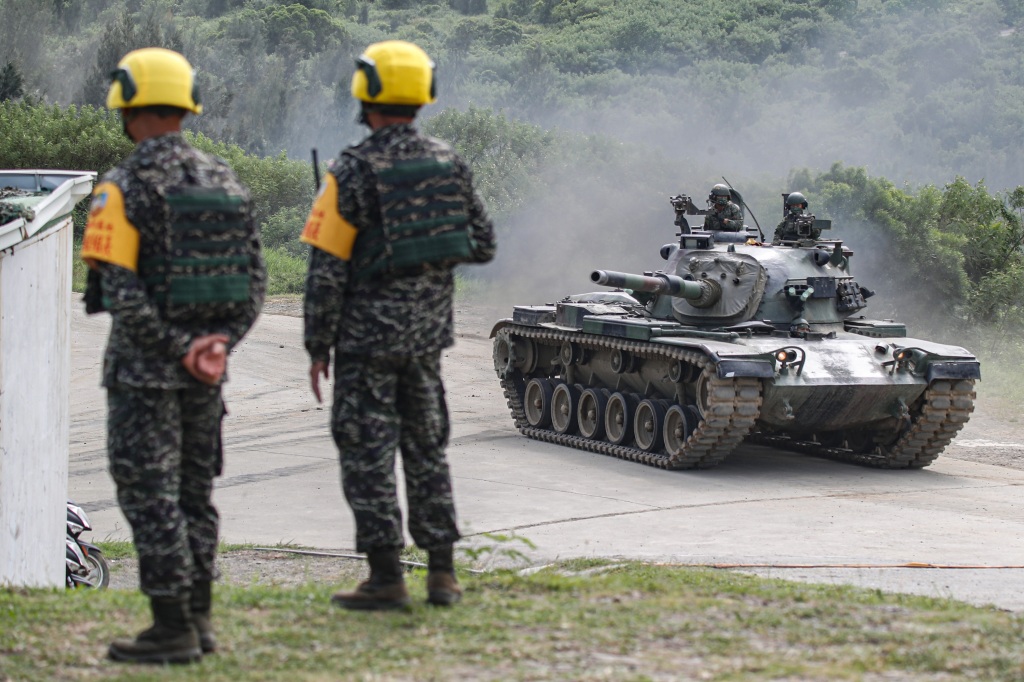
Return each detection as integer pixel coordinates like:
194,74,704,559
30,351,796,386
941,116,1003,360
108,596,202,664
426,544,462,606
331,550,409,611
190,580,216,654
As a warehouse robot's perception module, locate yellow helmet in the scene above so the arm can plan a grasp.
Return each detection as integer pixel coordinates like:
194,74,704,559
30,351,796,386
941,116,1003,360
351,40,436,106
106,47,202,114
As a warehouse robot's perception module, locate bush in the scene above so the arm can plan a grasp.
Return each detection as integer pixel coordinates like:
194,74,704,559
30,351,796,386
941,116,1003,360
264,246,308,295
790,163,1024,339
188,132,315,224
0,102,132,175
261,205,310,257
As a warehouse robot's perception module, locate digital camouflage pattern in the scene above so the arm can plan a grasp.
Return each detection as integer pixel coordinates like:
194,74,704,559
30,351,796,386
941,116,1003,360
86,133,266,390
108,385,223,596
304,123,496,362
331,354,458,551
304,122,496,553
85,132,264,597
344,136,475,279
703,201,743,231
774,210,821,242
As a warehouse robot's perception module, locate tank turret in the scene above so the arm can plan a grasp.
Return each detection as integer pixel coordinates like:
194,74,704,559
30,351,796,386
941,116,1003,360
491,187,979,472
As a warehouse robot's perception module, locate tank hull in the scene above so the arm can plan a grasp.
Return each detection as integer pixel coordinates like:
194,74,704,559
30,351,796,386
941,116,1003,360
492,316,978,470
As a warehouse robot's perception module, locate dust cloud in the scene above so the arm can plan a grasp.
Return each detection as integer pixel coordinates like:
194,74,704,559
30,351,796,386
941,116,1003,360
436,8,1022,325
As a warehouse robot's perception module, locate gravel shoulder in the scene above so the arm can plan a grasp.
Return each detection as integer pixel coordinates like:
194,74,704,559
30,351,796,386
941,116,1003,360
107,549,370,591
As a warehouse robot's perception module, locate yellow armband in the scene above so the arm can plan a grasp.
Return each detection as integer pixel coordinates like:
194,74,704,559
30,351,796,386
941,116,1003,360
80,182,140,272
300,173,358,261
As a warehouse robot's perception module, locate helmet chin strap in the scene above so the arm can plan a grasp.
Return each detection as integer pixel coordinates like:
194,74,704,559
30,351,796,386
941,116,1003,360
121,109,140,142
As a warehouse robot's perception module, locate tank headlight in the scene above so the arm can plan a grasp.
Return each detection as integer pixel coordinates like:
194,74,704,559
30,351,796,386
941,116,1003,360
776,349,797,363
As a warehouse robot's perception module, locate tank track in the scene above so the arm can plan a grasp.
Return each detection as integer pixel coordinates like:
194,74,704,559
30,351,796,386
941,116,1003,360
494,324,762,470
750,379,976,469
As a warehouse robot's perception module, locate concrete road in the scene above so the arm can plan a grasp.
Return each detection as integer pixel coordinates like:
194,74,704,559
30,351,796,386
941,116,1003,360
70,305,1024,611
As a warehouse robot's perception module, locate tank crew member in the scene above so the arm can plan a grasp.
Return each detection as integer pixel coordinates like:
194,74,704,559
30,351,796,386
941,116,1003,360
703,183,744,232
81,48,265,664
773,191,821,242
302,40,497,611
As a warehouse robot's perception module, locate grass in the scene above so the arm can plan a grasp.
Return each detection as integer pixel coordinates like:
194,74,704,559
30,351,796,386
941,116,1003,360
263,247,306,296
72,238,88,293
2,559,1022,681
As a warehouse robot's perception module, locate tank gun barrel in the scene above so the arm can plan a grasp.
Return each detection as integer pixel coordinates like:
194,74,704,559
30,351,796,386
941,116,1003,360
591,270,712,301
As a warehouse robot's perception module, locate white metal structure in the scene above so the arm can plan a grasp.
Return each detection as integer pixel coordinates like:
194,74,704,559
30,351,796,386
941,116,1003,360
0,170,94,587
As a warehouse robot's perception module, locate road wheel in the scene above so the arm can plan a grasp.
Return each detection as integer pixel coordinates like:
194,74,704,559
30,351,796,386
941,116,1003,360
524,378,554,428
577,388,609,440
663,404,694,456
551,383,581,434
634,399,667,452
605,392,637,445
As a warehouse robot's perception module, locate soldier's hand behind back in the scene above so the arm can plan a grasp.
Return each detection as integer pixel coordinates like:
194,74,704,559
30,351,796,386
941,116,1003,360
183,334,230,385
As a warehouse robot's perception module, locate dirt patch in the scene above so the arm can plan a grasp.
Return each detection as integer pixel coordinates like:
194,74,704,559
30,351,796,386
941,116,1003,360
108,549,374,591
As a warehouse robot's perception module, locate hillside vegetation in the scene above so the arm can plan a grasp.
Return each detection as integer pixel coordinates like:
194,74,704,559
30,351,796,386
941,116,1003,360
4,0,1021,190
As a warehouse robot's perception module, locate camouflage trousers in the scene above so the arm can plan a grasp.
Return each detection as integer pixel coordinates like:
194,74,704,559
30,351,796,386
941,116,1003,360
107,384,225,597
331,353,460,553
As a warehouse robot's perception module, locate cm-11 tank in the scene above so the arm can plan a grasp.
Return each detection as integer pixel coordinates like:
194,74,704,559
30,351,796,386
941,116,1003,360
490,187,979,469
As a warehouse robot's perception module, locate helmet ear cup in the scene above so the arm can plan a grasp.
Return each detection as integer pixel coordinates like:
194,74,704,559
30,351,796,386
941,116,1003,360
110,68,137,103
355,57,383,98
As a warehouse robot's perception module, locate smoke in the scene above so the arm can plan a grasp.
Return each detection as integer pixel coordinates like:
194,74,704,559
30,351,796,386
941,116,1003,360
435,3,1023,329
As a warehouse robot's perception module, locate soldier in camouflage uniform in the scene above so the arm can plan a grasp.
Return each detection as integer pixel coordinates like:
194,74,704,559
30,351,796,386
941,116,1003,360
703,183,744,231
773,191,820,242
302,40,496,611
81,48,265,664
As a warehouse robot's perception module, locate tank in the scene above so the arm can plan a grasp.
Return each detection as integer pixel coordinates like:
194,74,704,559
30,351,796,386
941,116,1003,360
490,187,980,470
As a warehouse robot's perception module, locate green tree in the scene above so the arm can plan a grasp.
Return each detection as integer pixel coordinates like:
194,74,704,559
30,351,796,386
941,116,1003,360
79,10,175,106
0,0,52,79
423,106,557,216
0,62,25,102
259,4,347,57
791,163,1024,334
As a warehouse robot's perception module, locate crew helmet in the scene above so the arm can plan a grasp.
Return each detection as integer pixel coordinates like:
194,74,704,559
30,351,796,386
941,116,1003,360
710,183,731,205
785,191,808,212
351,40,436,106
106,47,202,114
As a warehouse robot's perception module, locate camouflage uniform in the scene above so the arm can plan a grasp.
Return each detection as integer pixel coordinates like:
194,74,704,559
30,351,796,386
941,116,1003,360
83,133,265,597
703,201,743,231
774,211,820,243
304,123,496,553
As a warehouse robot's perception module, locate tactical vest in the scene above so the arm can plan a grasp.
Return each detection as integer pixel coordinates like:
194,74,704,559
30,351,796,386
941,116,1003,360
138,186,254,325
345,144,473,280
